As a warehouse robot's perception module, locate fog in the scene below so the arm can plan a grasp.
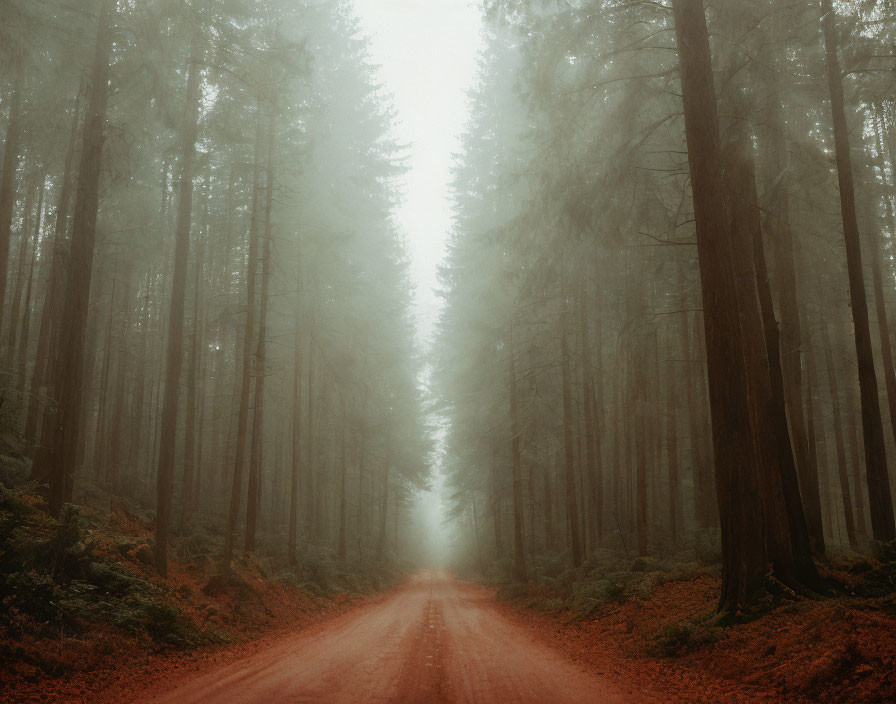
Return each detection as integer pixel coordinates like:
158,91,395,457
2,0,896,605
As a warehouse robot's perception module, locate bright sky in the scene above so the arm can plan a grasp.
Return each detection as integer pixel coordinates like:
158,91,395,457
352,0,484,564
352,0,484,345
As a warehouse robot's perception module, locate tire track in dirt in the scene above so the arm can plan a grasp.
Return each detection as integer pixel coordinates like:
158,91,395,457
134,571,639,703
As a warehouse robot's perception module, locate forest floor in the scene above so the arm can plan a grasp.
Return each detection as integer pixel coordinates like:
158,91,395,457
497,556,896,703
3,533,895,703
0,476,401,704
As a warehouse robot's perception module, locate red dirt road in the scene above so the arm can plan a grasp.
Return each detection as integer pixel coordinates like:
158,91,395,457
137,571,638,703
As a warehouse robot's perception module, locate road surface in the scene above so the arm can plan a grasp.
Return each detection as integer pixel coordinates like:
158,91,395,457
139,571,635,703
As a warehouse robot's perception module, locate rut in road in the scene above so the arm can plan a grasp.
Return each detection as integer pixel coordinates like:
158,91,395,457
139,571,638,703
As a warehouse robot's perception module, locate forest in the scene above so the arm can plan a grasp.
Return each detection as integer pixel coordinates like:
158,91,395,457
1,0,896,702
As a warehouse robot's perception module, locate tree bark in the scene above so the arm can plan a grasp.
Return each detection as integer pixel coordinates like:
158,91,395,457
560,318,583,568
223,101,263,572
244,114,275,554
288,324,303,564
181,237,203,525
672,0,769,610
508,327,528,580
0,64,24,337
820,321,858,548
821,0,895,541
40,1,114,516
155,40,201,577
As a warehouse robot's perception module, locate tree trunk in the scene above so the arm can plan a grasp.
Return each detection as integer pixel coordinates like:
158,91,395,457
181,238,203,525
560,320,584,568
337,393,347,562
820,321,858,548
306,337,316,539
223,103,263,572
40,1,114,516
508,328,528,581
761,70,824,556
492,443,502,554
244,115,275,554
155,40,201,577
25,94,80,441
578,285,601,548
543,452,554,550
672,0,769,610
288,326,303,564
0,64,24,337
7,180,39,358
821,0,895,541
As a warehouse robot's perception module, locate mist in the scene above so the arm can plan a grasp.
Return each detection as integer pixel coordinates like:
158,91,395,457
2,0,896,702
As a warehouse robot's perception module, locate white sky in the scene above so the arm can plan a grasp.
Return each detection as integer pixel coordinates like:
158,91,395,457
352,0,484,345
351,0,484,563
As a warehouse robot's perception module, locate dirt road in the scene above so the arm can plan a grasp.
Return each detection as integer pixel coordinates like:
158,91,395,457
138,571,637,703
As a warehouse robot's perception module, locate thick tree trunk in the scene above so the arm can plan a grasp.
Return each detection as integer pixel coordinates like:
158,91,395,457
821,0,895,541
155,42,201,577
672,0,769,610
40,1,114,516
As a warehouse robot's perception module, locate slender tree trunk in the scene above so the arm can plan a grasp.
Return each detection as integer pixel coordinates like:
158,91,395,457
93,277,116,482
821,0,895,541
0,65,24,337
288,326,303,564
306,337,315,539
107,305,130,495
376,441,390,560
181,239,203,526
491,443,502,553
7,181,39,358
508,327,528,580
543,452,554,550
820,322,858,548
560,318,584,568
25,93,80,440
223,102,263,572
337,393,347,563
847,384,869,536
244,115,275,553
155,41,201,577
578,285,600,548
635,363,648,557
761,69,823,556
15,218,39,399
666,361,680,543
